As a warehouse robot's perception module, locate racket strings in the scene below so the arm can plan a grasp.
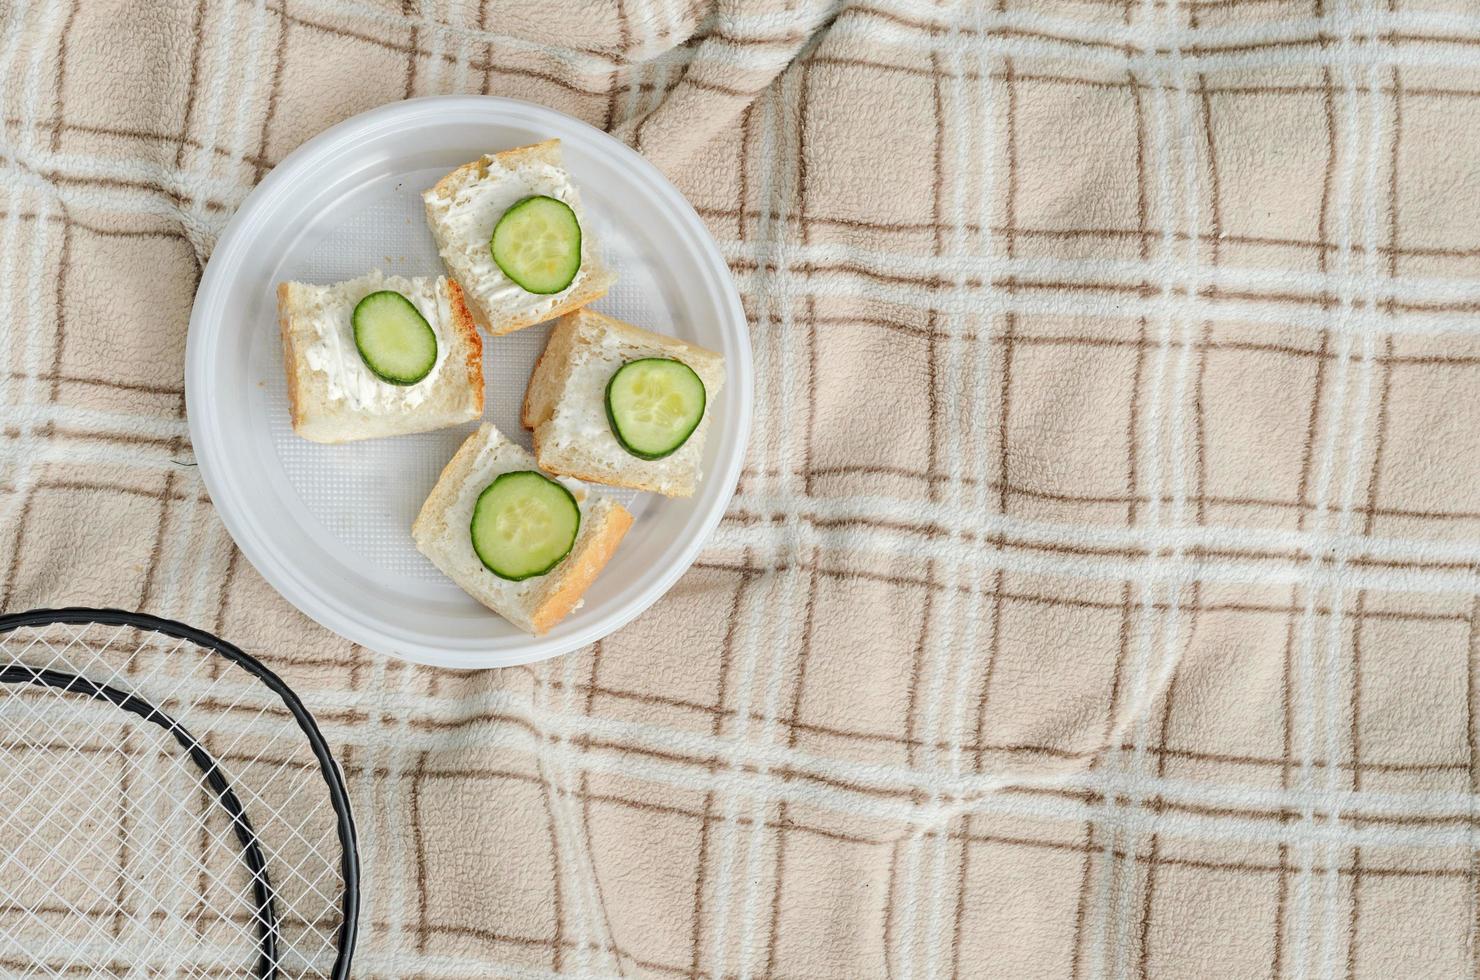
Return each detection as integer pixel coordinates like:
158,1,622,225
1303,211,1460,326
0,665,269,977
0,750,265,977
0,619,348,978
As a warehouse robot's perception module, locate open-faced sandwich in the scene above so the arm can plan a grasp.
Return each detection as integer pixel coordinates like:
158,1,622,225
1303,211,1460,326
423,139,616,336
277,271,483,443
412,423,633,635
523,309,725,498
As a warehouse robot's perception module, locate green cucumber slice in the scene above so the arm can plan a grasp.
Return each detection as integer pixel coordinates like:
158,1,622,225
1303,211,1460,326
351,290,438,385
470,470,581,581
490,195,582,295
604,358,707,460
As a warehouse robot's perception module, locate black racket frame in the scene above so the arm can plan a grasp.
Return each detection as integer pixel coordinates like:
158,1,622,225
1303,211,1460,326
0,607,360,980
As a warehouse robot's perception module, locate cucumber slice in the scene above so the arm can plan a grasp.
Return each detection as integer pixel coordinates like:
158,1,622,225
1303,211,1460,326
351,290,438,385
604,358,707,460
470,471,581,581
490,195,582,294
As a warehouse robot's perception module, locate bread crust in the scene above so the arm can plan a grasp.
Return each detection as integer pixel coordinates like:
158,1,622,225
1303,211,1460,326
423,139,615,337
521,345,554,431
529,500,634,634
277,281,306,434
444,278,485,416
521,313,581,430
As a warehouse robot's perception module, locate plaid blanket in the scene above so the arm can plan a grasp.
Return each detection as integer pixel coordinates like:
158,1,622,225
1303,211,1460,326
6,0,1480,976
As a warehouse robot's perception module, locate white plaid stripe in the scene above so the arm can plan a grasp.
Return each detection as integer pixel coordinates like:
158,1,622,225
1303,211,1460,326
729,69,811,978
703,76,784,980
1292,5,1368,972
0,0,51,571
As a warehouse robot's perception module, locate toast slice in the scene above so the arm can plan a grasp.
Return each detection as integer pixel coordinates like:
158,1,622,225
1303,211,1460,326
523,309,725,498
277,272,483,443
422,139,616,336
412,423,633,634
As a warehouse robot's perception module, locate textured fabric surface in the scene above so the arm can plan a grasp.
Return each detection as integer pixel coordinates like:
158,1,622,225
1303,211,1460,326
6,0,1480,977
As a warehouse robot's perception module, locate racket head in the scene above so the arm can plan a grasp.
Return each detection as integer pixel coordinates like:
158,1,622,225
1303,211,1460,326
0,608,359,979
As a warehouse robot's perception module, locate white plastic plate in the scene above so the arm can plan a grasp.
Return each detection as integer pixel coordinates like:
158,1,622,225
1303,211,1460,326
186,97,752,669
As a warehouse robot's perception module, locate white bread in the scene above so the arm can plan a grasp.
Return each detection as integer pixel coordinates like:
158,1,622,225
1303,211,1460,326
411,423,633,635
422,139,616,336
277,272,483,443
522,309,725,498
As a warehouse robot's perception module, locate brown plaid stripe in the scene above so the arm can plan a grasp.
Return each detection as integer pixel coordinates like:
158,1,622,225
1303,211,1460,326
6,0,1480,976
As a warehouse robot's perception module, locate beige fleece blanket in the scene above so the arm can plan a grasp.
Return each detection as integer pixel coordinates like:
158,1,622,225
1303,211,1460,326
5,0,1480,976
